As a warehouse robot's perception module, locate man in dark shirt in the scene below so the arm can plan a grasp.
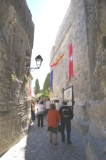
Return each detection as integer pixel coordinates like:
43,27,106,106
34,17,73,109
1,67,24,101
59,101,72,144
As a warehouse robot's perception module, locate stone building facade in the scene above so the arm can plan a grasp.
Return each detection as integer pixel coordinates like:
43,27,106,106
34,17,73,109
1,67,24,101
50,0,106,158
0,0,34,156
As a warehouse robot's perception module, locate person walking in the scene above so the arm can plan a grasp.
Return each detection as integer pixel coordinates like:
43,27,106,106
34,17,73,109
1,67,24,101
59,101,72,144
37,101,44,127
45,98,51,114
47,103,61,145
55,100,61,111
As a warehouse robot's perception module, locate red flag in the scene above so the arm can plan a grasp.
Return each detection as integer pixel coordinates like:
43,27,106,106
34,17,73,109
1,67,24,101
69,43,73,81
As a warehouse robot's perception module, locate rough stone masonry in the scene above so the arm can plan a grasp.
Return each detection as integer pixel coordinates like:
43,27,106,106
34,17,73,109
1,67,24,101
50,0,106,159
0,0,34,156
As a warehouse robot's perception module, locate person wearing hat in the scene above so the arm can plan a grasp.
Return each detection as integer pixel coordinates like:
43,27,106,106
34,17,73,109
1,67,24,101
59,101,72,144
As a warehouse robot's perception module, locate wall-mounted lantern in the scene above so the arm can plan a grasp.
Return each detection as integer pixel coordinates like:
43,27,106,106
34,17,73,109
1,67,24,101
30,55,43,71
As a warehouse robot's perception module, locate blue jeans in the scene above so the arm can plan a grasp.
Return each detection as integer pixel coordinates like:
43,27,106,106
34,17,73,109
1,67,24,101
61,120,71,142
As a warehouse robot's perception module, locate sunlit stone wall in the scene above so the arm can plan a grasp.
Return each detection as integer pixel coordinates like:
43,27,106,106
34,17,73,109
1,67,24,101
50,0,106,139
0,0,34,155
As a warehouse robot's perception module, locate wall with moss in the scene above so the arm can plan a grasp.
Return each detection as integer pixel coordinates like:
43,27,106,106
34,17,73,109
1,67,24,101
0,0,34,155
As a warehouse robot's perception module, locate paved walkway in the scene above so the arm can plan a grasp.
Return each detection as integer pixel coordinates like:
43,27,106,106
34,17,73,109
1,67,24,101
0,116,86,160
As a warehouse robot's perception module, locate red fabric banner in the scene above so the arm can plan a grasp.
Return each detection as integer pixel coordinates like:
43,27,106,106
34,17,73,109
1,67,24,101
69,43,73,81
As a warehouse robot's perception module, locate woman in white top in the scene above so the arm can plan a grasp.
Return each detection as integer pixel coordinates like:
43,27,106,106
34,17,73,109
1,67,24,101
37,101,44,127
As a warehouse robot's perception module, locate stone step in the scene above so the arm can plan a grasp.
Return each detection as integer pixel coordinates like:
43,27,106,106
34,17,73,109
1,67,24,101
83,135,106,160
72,116,106,160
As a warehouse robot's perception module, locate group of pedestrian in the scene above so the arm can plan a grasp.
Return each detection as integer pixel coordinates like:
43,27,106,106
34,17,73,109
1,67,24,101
47,101,72,145
30,97,73,145
31,97,45,127
31,97,48,127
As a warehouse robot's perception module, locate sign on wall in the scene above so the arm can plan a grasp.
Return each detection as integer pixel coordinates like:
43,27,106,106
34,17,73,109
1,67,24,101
63,85,74,106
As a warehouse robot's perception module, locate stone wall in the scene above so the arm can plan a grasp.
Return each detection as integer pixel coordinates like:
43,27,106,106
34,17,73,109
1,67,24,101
50,0,106,139
85,0,106,139
50,0,90,106
0,0,34,156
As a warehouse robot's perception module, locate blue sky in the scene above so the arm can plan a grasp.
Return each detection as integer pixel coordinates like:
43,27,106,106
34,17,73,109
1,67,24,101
26,0,70,90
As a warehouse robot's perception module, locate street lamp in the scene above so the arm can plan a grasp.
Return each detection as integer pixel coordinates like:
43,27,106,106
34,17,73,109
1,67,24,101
30,55,43,71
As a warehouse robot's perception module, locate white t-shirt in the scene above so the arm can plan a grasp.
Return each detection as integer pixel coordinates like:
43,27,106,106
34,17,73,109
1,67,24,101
56,103,61,111
37,104,44,114
46,101,51,109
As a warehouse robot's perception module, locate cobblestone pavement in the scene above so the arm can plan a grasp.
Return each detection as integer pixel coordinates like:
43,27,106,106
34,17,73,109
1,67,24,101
0,116,86,160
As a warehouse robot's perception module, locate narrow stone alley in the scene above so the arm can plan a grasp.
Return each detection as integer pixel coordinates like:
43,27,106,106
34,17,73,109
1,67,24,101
0,116,86,160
